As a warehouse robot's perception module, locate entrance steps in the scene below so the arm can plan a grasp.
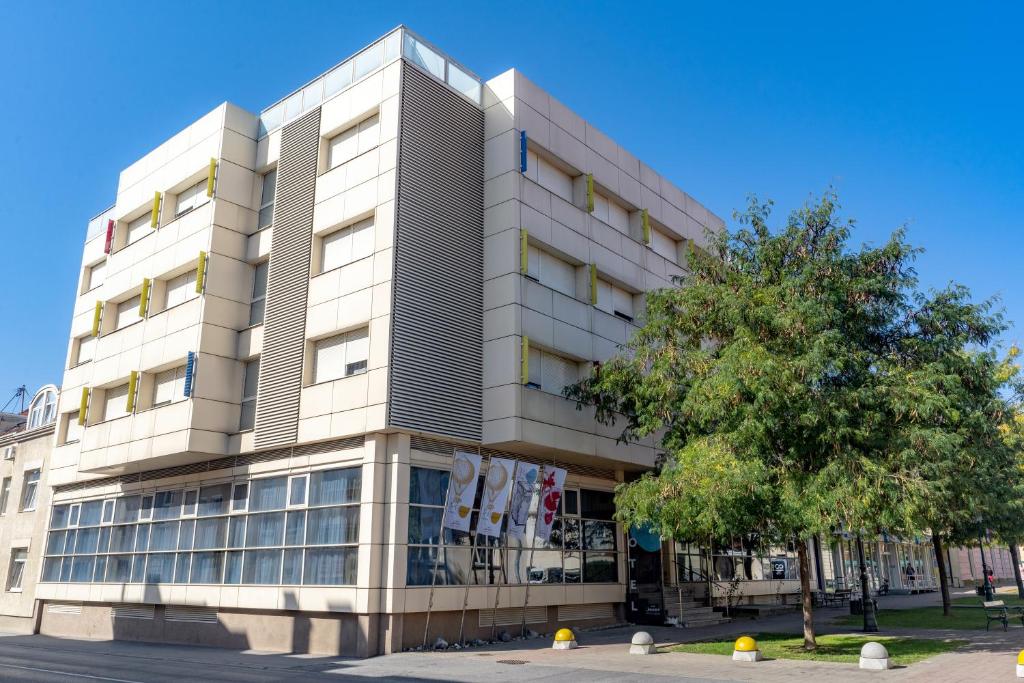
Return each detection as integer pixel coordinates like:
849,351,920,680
662,586,731,628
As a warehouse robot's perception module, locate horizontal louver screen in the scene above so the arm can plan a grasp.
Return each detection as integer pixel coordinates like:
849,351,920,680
165,605,218,623
110,604,155,619
478,606,548,627
557,603,616,621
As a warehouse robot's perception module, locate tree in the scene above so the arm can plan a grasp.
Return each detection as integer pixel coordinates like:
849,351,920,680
567,192,926,649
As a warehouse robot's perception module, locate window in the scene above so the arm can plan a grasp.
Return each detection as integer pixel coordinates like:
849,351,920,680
174,180,208,217
524,151,573,202
319,217,374,273
152,366,186,407
0,478,10,514
41,467,361,586
72,335,96,366
60,412,82,445
102,383,130,422
6,549,26,591
125,213,150,246
592,193,629,233
84,260,106,291
650,228,678,262
406,468,620,586
249,262,268,326
239,359,260,431
595,279,635,321
527,347,579,396
27,388,57,429
20,470,40,511
526,246,576,297
312,328,369,383
257,170,276,229
326,115,380,171
163,270,198,310
114,296,142,331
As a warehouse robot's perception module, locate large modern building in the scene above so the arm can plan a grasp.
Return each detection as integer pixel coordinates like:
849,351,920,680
38,26,728,656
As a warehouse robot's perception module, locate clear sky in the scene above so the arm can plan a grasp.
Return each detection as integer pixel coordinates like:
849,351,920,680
0,1,1020,402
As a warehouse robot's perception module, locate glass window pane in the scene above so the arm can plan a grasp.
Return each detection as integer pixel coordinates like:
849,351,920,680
130,554,146,583
63,530,77,555
148,521,179,551
145,554,175,583
75,527,100,554
194,518,228,549
309,468,361,506
106,555,132,582
583,552,618,583
282,549,303,584
245,512,285,547
71,557,94,582
403,34,444,79
447,63,481,104
285,511,306,545
353,41,383,81
94,556,108,583
583,520,617,550
135,524,150,551
182,489,198,515
178,519,195,550
563,552,582,583
227,516,246,548
224,551,243,584
113,496,140,523
190,552,224,584
289,476,307,506
97,527,111,554
250,477,286,512
409,467,448,506
174,553,191,583
50,505,69,529
323,61,353,97
232,483,249,511
46,530,66,555
198,483,231,516
60,557,73,582
242,549,282,584
304,547,357,585
153,490,182,520
306,507,359,545
407,506,442,545
527,551,563,583
580,490,615,520
282,92,302,122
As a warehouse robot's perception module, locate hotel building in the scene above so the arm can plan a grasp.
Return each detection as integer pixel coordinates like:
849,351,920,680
39,27,727,656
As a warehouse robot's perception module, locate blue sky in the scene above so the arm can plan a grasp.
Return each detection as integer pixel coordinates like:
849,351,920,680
0,1,1021,401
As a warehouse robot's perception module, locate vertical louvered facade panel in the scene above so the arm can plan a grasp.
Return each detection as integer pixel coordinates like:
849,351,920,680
254,108,321,450
388,64,484,441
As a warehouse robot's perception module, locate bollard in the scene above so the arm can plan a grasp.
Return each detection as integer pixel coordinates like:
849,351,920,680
732,636,762,662
629,631,657,655
859,642,891,670
1016,649,1024,678
552,628,577,650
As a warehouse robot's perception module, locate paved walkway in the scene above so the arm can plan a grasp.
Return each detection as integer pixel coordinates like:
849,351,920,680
0,590,1019,681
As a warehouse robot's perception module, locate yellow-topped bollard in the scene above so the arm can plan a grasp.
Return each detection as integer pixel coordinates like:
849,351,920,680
553,628,578,650
1016,649,1024,677
732,636,762,662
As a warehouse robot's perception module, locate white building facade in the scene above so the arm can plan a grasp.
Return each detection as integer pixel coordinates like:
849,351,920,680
39,28,724,656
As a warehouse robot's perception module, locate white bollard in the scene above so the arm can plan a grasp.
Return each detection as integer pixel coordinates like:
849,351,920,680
629,631,658,655
859,642,891,670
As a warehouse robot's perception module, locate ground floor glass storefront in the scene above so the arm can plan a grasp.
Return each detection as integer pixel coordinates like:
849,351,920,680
406,466,620,586
674,537,801,585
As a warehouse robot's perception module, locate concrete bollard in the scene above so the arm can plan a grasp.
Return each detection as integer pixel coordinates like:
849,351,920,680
732,636,762,662
859,642,891,670
552,628,577,650
1016,649,1024,678
629,631,658,655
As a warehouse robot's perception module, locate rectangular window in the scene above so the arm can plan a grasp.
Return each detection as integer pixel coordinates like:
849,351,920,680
60,412,83,445
249,261,269,326
73,335,96,366
0,478,10,514
163,270,199,310
257,170,277,229
327,114,380,171
174,180,208,217
102,383,130,421
288,475,308,507
595,279,634,321
650,228,678,262
319,216,374,273
527,347,579,396
239,359,260,431
526,246,576,297
125,213,150,246
85,260,106,291
152,366,186,407
114,296,142,330
312,328,369,383
6,549,27,591
20,470,40,511
524,151,573,202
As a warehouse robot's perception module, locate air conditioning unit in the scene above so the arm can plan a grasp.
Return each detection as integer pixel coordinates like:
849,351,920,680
2,445,15,460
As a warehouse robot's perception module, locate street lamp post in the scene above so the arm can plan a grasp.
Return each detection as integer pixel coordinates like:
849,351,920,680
856,534,879,632
978,520,994,601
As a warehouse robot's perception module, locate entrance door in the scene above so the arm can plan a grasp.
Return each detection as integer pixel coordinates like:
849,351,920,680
627,526,663,624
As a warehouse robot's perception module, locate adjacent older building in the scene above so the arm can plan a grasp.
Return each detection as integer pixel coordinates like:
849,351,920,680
0,385,58,632
39,27,725,656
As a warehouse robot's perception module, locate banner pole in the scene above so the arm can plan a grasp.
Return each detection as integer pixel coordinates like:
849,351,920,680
489,458,519,641
422,451,458,650
458,451,489,646
519,464,547,638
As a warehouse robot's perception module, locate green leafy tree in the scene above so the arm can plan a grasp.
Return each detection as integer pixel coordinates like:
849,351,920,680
567,191,1004,648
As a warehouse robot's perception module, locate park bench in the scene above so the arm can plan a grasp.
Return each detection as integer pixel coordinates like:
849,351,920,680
983,600,1024,631
822,589,852,607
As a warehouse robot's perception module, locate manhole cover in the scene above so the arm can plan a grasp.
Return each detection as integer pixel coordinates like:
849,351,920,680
496,659,527,665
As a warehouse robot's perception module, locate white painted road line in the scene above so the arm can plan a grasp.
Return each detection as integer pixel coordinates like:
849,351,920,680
0,663,146,683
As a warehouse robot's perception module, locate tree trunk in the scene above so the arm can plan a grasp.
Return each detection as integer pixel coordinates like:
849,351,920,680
1010,543,1024,600
797,540,817,650
932,533,951,617
856,535,878,632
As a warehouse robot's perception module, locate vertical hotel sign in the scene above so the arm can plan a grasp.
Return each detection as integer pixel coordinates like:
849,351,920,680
443,451,482,533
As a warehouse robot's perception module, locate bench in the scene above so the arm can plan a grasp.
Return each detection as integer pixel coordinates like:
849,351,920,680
822,589,852,607
983,600,1024,631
